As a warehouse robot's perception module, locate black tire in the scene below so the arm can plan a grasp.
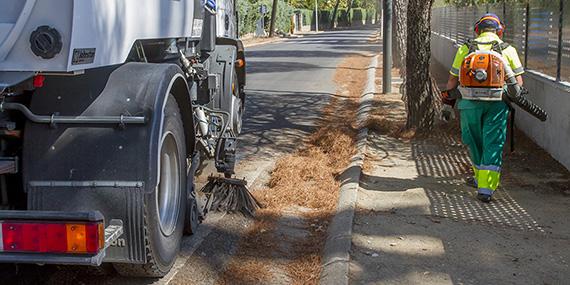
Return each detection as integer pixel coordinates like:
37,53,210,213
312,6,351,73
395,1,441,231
114,94,187,277
184,194,200,235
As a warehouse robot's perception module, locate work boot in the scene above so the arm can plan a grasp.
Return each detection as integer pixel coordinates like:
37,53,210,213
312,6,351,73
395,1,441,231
477,193,492,203
465,176,477,188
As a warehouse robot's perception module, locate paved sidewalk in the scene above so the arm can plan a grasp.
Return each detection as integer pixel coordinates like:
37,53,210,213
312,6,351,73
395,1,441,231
349,92,570,284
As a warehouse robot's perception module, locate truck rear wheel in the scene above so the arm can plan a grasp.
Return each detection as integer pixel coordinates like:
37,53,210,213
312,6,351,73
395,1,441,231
114,94,186,277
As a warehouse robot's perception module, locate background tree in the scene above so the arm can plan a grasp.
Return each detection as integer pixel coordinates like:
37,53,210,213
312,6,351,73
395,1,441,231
393,0,408,105
269,0,279,37
330,0,343,29
405,0,441,129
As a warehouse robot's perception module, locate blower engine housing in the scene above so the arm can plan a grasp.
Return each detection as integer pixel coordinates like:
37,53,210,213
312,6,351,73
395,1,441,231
460,53,506,88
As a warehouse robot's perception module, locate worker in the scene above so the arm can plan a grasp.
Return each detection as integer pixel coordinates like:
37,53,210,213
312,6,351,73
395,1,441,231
443,14,525,202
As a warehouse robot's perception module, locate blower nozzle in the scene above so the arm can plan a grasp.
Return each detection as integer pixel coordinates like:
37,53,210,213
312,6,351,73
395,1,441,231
506,80,548,122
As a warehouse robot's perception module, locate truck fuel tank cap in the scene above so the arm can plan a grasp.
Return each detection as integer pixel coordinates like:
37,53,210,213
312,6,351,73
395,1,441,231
30,25,63,59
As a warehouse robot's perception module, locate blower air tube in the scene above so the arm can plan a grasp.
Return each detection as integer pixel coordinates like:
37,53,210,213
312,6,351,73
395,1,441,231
505,77,548,122
466,50,548,122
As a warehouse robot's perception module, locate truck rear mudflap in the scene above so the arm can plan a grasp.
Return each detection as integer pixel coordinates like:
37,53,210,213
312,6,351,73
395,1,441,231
0,210,123,266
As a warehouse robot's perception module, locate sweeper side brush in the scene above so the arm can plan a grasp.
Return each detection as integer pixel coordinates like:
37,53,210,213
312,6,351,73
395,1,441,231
202,176,262,216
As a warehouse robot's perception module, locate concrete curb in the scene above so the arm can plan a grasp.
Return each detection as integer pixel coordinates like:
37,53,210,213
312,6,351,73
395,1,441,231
319,54,379,285
242,31,322,48
243,37,285,48
243,33,307,48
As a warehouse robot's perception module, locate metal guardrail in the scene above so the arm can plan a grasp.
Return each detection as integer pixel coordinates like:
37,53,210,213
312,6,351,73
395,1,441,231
432,1,570,84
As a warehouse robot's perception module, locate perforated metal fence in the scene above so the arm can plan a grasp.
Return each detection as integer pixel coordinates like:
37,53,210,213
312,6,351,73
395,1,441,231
432,1,570,83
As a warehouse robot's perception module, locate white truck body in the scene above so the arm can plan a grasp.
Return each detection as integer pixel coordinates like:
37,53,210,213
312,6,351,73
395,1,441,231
0,0,218,73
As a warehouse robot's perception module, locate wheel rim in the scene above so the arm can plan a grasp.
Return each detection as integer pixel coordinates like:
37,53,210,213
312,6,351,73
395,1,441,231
157,132,181,237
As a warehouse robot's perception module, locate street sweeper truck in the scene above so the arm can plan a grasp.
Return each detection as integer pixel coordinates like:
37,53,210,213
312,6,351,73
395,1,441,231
0,0,257,277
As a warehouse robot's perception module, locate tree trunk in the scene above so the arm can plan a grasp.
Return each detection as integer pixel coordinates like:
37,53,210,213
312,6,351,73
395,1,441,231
269,0,279,37
394,0,408,105
394,0,407,75
405,0,440,130
346,0,354,26
330,0,341,30
375,0,380,23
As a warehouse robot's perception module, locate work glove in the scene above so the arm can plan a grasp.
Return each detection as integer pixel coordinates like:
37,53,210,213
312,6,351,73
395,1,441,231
440,89,459,107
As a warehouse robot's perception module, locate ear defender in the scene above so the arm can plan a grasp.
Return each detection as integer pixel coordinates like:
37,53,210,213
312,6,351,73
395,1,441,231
498,21,505,37
474,14,505,36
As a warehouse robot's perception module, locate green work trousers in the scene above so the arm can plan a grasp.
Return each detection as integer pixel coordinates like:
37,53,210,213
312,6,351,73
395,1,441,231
459,100,509,196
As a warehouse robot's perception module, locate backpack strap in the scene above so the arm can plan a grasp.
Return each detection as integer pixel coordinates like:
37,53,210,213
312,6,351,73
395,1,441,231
497,42,511,53
465,40,479,54
466,40,510,54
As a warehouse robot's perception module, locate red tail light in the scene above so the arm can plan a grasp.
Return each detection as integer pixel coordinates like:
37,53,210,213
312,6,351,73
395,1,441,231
1,221,104,254
32,75,45,88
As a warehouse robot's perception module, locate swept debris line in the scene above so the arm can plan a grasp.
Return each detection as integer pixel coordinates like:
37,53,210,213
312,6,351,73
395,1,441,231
216,53,376,285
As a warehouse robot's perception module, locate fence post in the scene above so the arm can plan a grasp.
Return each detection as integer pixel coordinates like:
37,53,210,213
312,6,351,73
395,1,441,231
524,3,530,68
443,7,447,38
502,2,506,37
454,6,458,42
450,7,454,41
557,0,564,81
474,8,478,37
446,6,450,39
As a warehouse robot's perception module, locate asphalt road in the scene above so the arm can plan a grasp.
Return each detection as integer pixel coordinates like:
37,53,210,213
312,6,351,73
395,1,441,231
0,27,380,285
239,28,379,161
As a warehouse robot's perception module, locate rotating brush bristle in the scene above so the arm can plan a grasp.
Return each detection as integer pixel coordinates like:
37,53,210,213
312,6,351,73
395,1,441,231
202,176,262,216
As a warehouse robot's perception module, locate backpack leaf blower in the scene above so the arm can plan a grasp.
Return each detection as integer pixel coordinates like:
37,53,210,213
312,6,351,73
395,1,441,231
445,48,548,122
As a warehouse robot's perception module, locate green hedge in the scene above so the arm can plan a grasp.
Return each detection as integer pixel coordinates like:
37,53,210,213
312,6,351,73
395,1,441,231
336,8,352,27
351,8,366,26
237,2,377,36
297,9,314,26
365,8,376,25
238,1,261,36
260,0,294,34
277,1,295,33
318,10,334,29
237,0,295,36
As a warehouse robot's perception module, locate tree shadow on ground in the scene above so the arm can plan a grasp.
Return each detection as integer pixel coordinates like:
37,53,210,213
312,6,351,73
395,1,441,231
352,128,569,284
362,129,546,231
237,89,330,161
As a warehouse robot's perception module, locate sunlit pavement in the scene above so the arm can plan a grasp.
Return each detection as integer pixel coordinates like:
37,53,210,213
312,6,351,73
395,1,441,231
350,97,570,284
